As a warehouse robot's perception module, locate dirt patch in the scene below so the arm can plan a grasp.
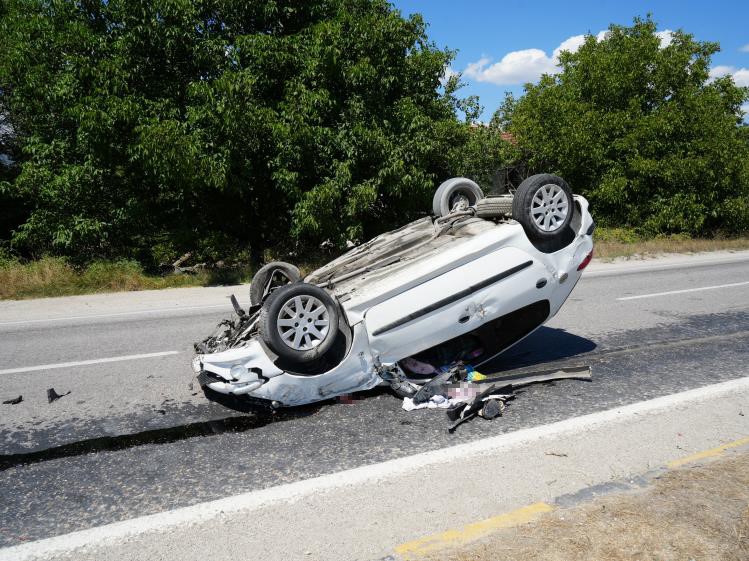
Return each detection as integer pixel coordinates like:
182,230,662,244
433,452,749,561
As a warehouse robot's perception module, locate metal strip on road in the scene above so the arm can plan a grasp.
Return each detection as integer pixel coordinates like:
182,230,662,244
0,351,181,375
617,280,749,301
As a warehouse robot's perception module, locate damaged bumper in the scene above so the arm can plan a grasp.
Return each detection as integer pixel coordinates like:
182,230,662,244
195,323,381,407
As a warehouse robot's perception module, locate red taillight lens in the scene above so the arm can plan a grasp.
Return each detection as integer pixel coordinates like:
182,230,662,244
577,249,593,271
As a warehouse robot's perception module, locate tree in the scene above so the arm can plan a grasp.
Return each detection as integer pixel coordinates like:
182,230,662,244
500,17,749,236
0,0,463,264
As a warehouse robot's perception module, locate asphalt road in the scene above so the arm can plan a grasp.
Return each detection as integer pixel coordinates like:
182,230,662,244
0,252,748,547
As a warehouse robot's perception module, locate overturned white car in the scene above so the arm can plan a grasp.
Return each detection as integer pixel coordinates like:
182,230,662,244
193,174,594,408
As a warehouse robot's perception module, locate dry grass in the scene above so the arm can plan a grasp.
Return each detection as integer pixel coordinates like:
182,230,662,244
596,237,749,260
0,257,244,300
434,452,749,561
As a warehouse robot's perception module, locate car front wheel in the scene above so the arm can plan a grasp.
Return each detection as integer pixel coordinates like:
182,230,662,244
259,283,340,364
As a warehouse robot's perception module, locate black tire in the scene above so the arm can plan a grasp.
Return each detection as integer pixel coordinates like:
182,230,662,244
432,177,484,217
512,174,574,241
259,283,340,364
250,261,301,306
475,195,514,218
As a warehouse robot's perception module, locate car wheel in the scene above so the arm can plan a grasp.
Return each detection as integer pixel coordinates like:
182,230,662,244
512,174,574,241
432,177,484,217
259,283,340,364
250,261,301,307
475,195,514,218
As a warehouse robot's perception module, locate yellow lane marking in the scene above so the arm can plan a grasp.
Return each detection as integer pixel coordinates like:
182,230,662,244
668,436,749,468
394,502,554,558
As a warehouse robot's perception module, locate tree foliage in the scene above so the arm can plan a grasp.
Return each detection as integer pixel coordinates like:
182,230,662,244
501,17,749,235
0,0,467,263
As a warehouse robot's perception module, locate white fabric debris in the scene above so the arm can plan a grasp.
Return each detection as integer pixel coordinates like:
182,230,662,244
402,394,465,411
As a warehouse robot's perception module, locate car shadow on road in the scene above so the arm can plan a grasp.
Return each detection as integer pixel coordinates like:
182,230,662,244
480,326,597,374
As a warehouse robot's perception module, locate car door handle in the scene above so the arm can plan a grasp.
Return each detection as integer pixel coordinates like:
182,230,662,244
459,314,470,324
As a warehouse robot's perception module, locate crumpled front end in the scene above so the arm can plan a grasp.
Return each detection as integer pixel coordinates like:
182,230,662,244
194,338,284,396
194,321,381,407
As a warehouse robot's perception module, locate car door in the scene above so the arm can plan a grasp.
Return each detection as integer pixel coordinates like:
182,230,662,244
364,246,552,363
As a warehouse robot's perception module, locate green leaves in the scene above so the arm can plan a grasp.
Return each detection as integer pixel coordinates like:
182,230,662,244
504,16,749,236
0,0,463,262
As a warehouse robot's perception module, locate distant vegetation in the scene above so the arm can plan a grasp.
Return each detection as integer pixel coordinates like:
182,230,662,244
0,3,747,275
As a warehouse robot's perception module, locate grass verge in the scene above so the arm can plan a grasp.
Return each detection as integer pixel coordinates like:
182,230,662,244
594,228,749,260
432,451,749,561
0,257,251,300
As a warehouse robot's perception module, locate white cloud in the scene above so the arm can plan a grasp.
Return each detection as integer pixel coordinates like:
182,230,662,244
709,65,749,86
439,66,458,86
464,50,557,85
464,33,597,86
655,30,674,47
739,44,749,53
596,30,610,42
734,68,749,87
463,28,680,86
552,34,586,60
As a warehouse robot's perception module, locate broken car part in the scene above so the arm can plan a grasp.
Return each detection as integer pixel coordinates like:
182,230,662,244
46,388,71,403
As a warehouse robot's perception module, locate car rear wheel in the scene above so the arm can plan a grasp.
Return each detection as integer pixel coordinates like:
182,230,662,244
512,174,574,241
259,283,340,364
432,177,484,217
250,261,301,307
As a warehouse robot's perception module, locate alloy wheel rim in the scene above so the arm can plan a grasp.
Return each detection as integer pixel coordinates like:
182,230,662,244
531,184,569,232
276,295,330,351
449,192,471,212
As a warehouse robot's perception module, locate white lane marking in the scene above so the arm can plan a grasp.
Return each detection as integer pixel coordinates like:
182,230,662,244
617,280,749,301
0,304,229,327
3,375,749,561
0,351,180,375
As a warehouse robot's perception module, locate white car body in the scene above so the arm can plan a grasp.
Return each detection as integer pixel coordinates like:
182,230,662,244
195,195,594,407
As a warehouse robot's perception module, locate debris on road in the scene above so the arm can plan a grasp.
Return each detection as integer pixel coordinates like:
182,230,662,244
447,383,516,433
398,365,592,432
46,388,71,403
2,395,23,405
402,394,461,411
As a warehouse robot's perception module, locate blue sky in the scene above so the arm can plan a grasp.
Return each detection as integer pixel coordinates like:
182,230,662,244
391,0,749,121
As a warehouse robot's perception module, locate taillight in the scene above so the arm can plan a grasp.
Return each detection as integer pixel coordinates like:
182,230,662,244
577,249,593,271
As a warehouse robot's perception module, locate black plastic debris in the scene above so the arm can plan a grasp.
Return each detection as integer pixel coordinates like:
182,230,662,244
480,398,504,420
447,384,515,433
3,395,23,405
412,368,464,405
230,294,247,318
378,364,419,398
47,388,71,403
